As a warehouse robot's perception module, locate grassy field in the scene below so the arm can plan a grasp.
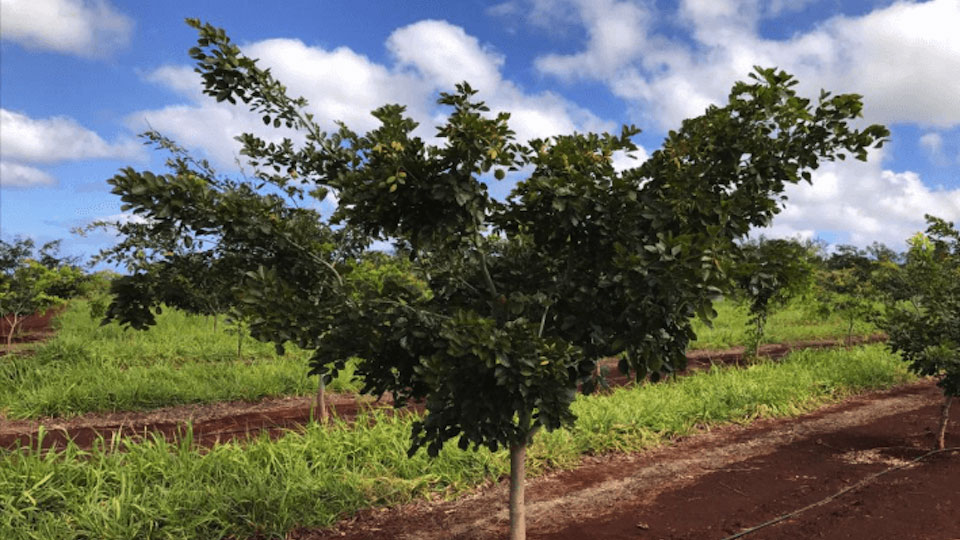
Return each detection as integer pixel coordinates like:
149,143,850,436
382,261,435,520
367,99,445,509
0,296,876,420
0,301,360,419
690,297,876,350
0,345,911,540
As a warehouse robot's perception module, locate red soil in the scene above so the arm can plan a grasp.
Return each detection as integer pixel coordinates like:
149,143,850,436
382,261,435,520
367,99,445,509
0,307,63,349
296,381,959,540
0,334,887,452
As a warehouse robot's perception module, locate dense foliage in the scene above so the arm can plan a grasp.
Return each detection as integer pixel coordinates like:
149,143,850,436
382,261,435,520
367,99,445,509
99,19,888,538
83,133,358,335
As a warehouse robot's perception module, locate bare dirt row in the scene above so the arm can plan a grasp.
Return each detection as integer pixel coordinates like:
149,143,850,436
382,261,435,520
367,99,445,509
298,380,957,540
1,335,885,451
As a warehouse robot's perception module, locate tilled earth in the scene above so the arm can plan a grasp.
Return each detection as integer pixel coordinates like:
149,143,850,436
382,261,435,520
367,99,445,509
296,381,958,540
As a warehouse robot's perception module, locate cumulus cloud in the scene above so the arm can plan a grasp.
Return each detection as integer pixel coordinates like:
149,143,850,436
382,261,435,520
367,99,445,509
532,0,960,130
536,0,658,82
388,20,504,93
1,109,142,163
0,0,133,58
757,150,960,248
0,161,56,188
523,0,960,247
132,19,615,171
0,109,143,189
919,132,944,163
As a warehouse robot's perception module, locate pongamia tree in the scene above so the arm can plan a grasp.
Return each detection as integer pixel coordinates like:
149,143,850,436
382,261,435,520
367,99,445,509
0,238,85,347
815,243,896,344
876,216,959,449
728,237,818,356
101,19,888,539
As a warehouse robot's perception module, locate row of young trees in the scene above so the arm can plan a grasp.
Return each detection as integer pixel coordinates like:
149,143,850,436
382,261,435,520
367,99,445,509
88,19,893,539
724,236,899,356
724,224,958,451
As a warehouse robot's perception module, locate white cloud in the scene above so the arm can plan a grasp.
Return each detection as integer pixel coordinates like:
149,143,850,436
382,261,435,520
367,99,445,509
536,0,658,82
0,0,132,58
128,103,272,170
0,161,56,187
611,147,649,172
143,65,205,99
758,150,960,248
487,1,520,18
522,0,960,247
388,20,504,93
919,132,944,161
132,20,615,171
97,212,150,226
0,109,143,190
532,0,960,130
0,109,142,163
131,39,430,168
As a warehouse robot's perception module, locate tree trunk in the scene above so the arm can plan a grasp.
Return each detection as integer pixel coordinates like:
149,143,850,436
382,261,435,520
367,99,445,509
846,317,855,346
509,442,527,540
5,314,20,348
315,376,328,423
212,314,218,333
937,395,953,450
236,326,243,360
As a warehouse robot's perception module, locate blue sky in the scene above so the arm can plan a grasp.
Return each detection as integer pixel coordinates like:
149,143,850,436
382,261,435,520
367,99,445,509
1,0,958,263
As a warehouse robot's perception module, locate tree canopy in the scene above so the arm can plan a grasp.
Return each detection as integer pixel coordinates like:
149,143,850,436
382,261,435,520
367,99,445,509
99,19,890,539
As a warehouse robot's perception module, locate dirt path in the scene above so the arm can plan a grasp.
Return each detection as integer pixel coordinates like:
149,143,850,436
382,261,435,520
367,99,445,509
296,381,958,540
0,335,887,451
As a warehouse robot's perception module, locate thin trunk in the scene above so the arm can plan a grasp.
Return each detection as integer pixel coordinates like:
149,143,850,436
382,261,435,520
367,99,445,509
509,442,527,540
748,313,764,360
846,316,855,346
212,315,218,333
236,326,243,360
937,395,953,450
5,314,20,348
316,377,328,423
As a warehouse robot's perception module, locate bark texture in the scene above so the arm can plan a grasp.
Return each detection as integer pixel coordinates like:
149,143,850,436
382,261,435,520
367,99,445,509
509,443,527,540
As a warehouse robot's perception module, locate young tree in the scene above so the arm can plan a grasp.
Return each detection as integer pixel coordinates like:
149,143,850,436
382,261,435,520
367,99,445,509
0,238,84,347
814,243,896,344
728,237,818,356
876,216,959,449
102,19,888,538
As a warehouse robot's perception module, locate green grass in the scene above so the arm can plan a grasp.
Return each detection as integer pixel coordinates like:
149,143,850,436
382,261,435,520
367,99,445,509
0,301,360,419
1,297,879,419
690,296,876,350
0,345,912,540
